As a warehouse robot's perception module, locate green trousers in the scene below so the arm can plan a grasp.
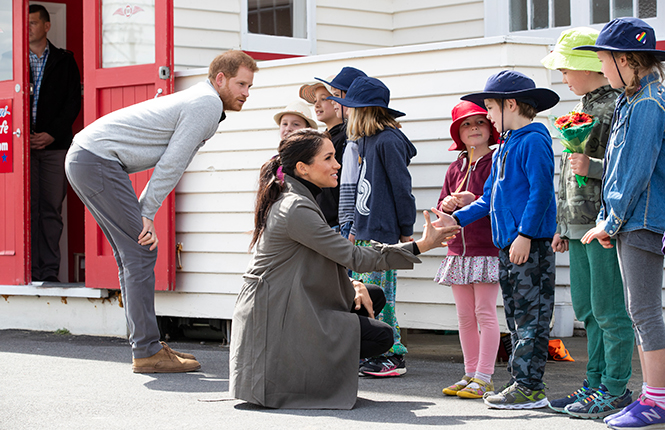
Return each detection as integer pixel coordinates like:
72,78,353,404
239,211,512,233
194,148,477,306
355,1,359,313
569,239,634,396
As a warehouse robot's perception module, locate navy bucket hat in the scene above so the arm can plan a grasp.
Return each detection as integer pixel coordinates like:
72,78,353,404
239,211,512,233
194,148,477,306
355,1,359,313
327,76,406,118
574,17,665,61
315,67,367,92
461,70,560,113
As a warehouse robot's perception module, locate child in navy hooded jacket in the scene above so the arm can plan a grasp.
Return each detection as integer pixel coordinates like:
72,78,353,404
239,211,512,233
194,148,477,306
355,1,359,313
330,77,416,377
352,127,417,244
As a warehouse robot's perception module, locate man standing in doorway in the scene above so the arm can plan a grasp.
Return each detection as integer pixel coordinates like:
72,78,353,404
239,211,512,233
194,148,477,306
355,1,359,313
28,4,81,282
65,51,258,373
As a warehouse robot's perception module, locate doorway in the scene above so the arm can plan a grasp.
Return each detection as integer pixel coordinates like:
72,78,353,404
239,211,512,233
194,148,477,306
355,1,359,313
29,0,84,284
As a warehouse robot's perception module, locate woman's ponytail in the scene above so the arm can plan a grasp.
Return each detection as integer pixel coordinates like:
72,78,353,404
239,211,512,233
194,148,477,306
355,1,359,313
250,155,284,249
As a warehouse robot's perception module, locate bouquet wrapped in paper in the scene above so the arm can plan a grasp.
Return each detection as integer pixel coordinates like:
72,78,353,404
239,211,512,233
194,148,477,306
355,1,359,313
550,112,597,187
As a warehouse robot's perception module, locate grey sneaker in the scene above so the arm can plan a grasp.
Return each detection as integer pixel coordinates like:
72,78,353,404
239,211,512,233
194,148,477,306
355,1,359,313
565,384,632,419
483,382,549,409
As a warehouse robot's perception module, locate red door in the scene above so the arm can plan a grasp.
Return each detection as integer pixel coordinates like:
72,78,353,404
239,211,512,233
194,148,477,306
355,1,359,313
82,1,175,290
0,0,29,285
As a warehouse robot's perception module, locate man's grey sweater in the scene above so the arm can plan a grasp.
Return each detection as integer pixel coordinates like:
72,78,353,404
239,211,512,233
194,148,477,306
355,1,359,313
73,80,223,219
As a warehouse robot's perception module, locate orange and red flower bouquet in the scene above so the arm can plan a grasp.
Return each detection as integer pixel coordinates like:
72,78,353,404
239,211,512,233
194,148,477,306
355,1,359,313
550,112,597,187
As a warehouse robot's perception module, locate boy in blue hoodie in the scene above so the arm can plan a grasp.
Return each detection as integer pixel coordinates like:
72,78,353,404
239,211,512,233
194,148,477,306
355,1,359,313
435,70,559,409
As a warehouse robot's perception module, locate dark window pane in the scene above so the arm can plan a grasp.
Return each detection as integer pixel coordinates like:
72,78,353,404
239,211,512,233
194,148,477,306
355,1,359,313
554,0,571,27
638,0,657,17
532,0,549,29
510,0,528,31
592,0,610,23
614,0,633,17
248,0,293,37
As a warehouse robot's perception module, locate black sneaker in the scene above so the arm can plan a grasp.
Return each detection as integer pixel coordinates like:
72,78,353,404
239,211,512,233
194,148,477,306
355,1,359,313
359,355,406,377
549,379,595,413
565,384,632,419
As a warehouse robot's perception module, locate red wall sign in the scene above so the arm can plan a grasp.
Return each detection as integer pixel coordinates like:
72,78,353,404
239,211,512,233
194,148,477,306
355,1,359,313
0,99,12,173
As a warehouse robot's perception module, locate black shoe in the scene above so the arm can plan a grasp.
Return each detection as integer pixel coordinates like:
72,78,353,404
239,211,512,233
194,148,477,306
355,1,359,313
359,355,406,377
43,275,60,282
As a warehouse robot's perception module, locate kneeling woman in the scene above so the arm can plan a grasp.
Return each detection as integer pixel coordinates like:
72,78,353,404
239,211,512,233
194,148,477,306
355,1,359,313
230,129,459,409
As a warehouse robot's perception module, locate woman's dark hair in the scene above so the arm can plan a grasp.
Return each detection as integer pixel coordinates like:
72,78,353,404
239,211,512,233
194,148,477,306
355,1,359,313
250,129,330,249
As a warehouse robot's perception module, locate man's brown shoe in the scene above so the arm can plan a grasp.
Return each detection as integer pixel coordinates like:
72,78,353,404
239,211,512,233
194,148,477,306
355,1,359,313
132,346,201,373
160,341,196,360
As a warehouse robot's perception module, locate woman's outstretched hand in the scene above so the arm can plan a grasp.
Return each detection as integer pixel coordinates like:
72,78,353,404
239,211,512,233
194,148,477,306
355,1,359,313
416,209,460,253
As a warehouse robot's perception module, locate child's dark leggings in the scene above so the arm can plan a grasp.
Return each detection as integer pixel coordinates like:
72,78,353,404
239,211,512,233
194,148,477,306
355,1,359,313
499,239,555,391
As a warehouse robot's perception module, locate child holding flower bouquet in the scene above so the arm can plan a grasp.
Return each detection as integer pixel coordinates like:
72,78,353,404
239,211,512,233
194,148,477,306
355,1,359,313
541,27,634,420
436,101,501,399
576,18,665,430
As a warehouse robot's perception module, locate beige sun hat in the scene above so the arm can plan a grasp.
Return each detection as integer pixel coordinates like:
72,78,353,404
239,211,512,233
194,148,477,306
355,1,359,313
273,100,319,129
541,27,603,72
299,75,335,104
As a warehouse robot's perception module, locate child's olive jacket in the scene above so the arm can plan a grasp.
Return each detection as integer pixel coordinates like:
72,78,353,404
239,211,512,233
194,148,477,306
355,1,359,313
557,85,620,240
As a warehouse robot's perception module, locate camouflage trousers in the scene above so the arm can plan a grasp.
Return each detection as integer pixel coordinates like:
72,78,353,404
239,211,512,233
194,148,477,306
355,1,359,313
499,239,555,391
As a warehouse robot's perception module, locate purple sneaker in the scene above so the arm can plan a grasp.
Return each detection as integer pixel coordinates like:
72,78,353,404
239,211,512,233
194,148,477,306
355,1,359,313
607,397,665,429
605,394,644,425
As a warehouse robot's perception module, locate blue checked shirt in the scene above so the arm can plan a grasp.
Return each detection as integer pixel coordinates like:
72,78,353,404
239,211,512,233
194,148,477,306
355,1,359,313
29,45,49,125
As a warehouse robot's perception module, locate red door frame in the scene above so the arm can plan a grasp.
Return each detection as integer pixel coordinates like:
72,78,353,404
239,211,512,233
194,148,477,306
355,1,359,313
82,1,175,290
0,0,29,285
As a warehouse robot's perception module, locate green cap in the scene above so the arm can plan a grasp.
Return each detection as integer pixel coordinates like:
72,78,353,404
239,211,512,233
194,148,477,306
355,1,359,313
541,27,603,73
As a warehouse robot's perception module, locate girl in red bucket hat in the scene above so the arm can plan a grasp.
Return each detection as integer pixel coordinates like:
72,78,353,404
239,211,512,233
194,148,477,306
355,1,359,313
436,101,501,399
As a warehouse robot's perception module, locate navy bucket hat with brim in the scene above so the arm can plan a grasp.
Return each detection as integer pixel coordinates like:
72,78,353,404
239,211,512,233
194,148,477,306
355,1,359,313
316,66,367,92
461,70,560,113
327,76,406,118
573,17,665,61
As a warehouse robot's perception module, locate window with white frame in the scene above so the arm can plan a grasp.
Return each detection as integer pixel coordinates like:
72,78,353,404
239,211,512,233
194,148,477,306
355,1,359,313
241,0,315,56
509,0,657,31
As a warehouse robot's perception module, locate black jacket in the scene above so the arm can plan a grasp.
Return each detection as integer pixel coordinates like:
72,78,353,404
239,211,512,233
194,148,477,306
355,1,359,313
316,121,346,227
30,40,81,151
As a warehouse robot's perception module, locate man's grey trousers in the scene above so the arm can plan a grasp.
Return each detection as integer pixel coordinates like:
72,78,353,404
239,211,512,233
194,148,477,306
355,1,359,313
65,144,162,359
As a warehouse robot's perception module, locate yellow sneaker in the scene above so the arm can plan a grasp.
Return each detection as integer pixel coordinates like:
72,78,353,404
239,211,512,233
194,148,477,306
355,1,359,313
443,375,472,396
457,378,494,399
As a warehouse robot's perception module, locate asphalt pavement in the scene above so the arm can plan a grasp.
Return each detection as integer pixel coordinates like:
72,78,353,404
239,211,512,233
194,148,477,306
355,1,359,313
0,329,642,429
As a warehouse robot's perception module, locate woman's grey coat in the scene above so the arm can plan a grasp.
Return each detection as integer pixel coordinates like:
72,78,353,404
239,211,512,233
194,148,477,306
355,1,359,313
230,175,420,409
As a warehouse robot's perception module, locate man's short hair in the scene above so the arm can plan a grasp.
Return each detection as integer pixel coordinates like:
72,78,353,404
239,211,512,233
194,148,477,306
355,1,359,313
29,4,50,22
208,51,259,82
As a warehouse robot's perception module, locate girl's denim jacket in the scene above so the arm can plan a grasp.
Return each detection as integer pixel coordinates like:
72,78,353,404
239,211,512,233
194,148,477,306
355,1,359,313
600,73,665,236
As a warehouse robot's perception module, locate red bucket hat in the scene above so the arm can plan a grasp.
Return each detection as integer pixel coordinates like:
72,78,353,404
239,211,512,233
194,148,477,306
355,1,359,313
449,101,499,151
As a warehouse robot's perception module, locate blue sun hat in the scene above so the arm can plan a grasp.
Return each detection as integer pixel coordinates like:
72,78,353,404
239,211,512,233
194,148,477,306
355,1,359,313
573,17,665,60
327,76,406,118
461,70,560,112
315,67,367,92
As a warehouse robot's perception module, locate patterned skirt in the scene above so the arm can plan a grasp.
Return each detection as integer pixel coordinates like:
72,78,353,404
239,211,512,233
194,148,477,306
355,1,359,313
434,255,500,286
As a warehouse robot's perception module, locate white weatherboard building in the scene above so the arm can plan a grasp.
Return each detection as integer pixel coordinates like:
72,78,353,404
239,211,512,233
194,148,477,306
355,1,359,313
2,0,664,338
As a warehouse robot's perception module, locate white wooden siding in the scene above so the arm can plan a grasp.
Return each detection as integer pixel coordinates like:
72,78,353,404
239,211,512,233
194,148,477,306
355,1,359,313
174,2,241,70
166,36,576,332
173,1,487,70
393,0,485,45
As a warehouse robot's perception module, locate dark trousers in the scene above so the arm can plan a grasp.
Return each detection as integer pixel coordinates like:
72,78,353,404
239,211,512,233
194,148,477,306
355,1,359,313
31,149,68,280
352,284,394,358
